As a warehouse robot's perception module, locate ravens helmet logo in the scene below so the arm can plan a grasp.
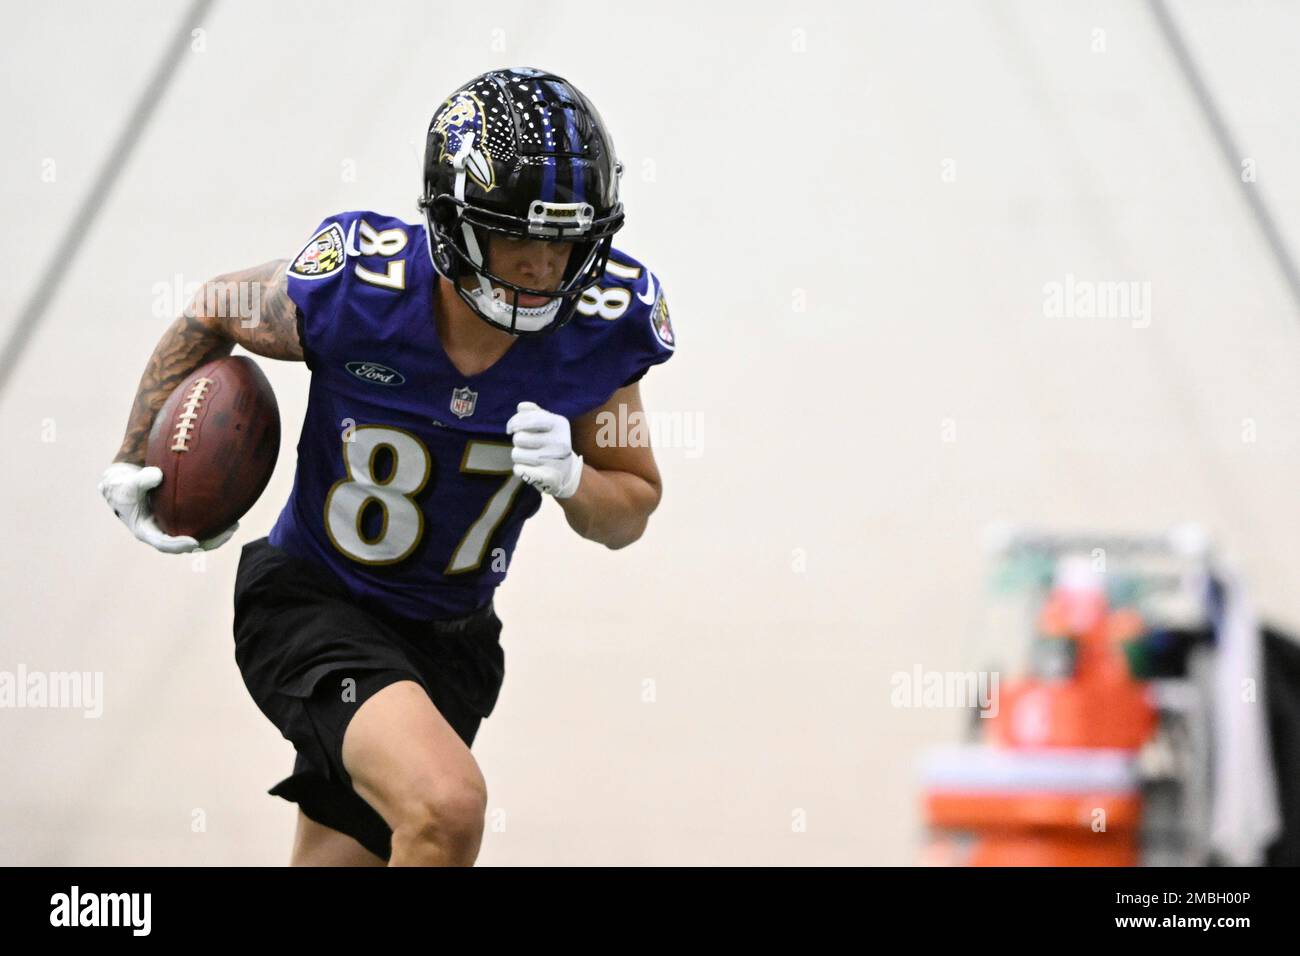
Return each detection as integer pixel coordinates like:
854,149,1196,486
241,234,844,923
432,92,495,191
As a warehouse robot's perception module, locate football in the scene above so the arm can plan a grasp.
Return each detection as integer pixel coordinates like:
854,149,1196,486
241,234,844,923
145,355,281,540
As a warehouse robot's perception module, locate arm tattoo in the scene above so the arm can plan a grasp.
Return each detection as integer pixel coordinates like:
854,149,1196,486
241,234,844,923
114,259,303,464
208,260,304,361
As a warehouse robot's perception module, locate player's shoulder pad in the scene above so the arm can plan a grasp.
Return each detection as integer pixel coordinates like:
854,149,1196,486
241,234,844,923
591,247,675,351
287,210,421,284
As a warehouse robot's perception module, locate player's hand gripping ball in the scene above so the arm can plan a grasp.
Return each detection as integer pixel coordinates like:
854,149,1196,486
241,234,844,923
98,461,239,554
506,401,583,499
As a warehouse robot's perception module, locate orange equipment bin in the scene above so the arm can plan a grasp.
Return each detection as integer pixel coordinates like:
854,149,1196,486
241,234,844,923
921,746,1143,867
920,570,1157,865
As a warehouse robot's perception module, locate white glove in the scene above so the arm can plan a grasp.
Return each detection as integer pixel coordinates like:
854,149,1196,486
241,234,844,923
506,401,583,499
98,462,238,553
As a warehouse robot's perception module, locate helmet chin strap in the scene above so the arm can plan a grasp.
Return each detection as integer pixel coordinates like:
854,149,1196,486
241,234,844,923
450,133,562,334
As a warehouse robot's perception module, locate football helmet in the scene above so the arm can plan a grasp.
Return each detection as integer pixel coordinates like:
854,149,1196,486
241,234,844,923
418,67,624,335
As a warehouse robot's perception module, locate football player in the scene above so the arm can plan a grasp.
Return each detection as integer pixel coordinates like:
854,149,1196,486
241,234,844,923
98,68,675,866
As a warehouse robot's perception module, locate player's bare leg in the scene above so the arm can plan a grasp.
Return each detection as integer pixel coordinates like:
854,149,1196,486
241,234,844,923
289,810,387,867
342,680,487,866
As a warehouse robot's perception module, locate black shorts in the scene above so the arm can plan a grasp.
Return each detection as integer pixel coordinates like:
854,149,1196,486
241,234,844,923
232,536,505,861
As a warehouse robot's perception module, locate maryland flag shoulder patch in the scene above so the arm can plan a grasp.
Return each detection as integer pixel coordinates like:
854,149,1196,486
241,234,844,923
289,223,347,280
650,291,675,350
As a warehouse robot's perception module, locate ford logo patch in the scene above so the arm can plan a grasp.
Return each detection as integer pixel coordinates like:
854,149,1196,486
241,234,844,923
346,361,405,386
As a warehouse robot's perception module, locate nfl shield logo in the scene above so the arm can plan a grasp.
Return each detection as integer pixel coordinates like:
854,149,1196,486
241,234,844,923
450,386,478,419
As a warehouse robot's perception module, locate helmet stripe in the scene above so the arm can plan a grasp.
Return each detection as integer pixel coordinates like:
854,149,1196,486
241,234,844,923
541,155,557,204
564,108,585,203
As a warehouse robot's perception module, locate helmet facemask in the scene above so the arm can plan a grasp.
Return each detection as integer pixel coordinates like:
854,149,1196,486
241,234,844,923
423,195,617,335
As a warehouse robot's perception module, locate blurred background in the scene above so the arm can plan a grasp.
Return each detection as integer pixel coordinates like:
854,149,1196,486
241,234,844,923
1,0,1299,865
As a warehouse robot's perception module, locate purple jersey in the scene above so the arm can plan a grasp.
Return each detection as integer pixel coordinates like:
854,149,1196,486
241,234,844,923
268,210,675,621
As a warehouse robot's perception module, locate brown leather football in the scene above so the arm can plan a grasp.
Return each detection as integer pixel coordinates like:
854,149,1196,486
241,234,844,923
145,355,281,540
